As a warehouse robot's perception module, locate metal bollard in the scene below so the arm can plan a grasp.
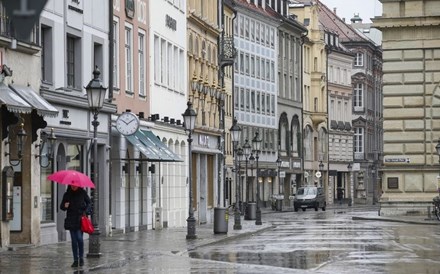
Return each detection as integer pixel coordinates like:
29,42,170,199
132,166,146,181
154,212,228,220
427,206,432,220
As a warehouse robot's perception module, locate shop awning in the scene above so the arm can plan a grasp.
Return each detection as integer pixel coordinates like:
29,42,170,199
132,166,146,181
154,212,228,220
0,83,32,114
9,84,58,117
125,130,182,162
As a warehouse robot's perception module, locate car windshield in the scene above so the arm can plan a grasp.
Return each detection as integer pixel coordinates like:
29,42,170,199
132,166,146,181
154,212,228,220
297,187,317,195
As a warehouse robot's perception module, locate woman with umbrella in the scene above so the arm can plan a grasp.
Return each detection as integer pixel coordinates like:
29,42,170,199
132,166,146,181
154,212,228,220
50,170,93,268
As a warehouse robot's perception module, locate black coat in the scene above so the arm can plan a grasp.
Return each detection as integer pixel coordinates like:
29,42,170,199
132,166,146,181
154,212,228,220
60,187,91,230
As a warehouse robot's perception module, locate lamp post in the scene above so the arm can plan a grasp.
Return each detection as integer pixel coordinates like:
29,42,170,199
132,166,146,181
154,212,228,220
249,153,255,201
242,139,251,215
276,155,282,195
319,161,324,187
237,147,243,215
230,118,242,230
252,131,262,225
182,101,198,239
371,164,377,205
38,128,57,168
347,163,353,206
436,139,440,195
86,66,107,257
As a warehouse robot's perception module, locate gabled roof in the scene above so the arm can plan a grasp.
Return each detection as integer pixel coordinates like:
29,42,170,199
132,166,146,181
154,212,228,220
233,0,280,19
315,0,368,43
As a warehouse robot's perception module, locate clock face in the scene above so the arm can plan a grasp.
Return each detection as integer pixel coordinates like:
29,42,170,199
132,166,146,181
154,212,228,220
116,112,140,136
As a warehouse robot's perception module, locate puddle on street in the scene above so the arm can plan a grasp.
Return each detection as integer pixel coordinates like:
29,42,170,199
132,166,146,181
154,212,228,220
188,249,334,269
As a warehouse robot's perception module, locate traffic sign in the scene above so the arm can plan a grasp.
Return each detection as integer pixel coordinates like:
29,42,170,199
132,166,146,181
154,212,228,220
3,0,49,40
279,171,286,178
315,171,322,178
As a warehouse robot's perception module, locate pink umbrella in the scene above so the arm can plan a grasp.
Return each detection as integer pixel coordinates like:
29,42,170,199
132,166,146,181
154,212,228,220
48,170,95,188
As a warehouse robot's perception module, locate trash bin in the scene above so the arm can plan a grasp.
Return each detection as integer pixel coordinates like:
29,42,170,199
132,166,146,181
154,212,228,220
276,199,283,211
246,202,256,220
213,207,228,234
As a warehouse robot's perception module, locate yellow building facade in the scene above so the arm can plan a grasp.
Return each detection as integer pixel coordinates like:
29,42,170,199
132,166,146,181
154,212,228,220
374,0,440,215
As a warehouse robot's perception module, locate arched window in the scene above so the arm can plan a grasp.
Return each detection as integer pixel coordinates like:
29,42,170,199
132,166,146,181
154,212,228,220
304,125,313,161
319,127,327,160
279,113,288,151
291,116,300,156
188,33,193,54
195,37,199,58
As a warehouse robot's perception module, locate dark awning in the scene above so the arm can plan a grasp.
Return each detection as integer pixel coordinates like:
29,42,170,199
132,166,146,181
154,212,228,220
125,130,182,162
0,83,32,114
9,84,58,117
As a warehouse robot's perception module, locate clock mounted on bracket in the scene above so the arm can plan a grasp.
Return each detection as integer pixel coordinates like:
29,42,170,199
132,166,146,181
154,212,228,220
116,112,140,136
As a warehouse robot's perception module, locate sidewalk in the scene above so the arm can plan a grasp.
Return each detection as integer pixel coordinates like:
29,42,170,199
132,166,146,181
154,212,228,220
0,211,272,273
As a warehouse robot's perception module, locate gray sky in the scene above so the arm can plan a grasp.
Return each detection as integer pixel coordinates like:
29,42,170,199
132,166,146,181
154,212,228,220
319,0,382,23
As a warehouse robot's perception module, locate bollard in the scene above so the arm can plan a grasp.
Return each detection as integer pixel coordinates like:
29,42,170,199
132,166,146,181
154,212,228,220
427,205,432,220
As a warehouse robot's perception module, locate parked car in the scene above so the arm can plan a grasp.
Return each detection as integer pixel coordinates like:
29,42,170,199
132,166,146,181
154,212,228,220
294,186,326,212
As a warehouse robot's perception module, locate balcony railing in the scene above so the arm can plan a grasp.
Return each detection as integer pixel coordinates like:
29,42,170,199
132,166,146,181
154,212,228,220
219,35,236,68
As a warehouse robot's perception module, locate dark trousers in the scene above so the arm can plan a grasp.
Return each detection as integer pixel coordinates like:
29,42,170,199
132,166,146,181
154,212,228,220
69,229,84,261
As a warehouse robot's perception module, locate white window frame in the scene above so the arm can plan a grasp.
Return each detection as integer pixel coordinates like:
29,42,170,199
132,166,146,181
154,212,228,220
125,24,133,92
354,83,363,109
113,18,119,89
354,127,364,153
138,30,145,96
154,34,160,84
355,52,364,67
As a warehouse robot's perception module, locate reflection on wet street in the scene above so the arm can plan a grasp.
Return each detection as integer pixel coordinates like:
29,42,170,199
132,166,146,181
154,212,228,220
187,209,440,273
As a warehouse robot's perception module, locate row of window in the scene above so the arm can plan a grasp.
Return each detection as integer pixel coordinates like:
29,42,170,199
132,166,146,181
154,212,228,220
41,26,104,91
235,51,275,83
328,66,351,85
154,35,185,93
234,86,275,116
235,14,276,49
112,20,146,96
329,98,350,122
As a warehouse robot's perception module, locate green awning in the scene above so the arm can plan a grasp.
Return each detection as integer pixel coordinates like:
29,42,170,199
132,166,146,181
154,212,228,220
125,130,182,162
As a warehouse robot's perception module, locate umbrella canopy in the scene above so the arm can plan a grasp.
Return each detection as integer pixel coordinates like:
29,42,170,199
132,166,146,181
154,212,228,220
48,170,95,189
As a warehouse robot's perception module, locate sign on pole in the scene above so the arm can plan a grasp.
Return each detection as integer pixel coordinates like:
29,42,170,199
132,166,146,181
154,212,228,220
3,0,49,40
279,171,286,178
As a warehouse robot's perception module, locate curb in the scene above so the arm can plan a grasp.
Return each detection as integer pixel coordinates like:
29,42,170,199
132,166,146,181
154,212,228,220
352,216,440,225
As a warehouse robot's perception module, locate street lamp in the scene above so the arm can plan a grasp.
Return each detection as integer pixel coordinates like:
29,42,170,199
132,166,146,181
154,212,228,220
242,139,251,216
252,131,262,225
5,120,28,166
230,117,242,230
86,66,107,257
249,153,255,202
436,139,440,158
347,163,353,206
237,146,243,216
319,160,324,187
276,154,282,195
182,101,198,239
37,128,57,168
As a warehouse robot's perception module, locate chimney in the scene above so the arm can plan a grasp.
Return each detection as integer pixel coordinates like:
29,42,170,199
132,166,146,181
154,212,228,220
163,116,169,123
138,112,144,119
333,7,337,14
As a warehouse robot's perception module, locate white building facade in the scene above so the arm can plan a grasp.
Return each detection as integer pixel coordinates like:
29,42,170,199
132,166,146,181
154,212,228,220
39,0,115,244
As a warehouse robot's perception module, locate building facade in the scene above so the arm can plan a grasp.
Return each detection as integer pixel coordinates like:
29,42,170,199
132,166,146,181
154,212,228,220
374,0,440,215
276,7,307,206
111,0,188,234
39,0,115,245
0,2,59,247
316,2,355,204
232,0,280,207
187,0,222,224
290,1,329,202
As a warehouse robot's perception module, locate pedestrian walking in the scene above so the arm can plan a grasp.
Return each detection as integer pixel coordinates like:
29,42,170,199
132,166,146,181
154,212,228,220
60,185,91,267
